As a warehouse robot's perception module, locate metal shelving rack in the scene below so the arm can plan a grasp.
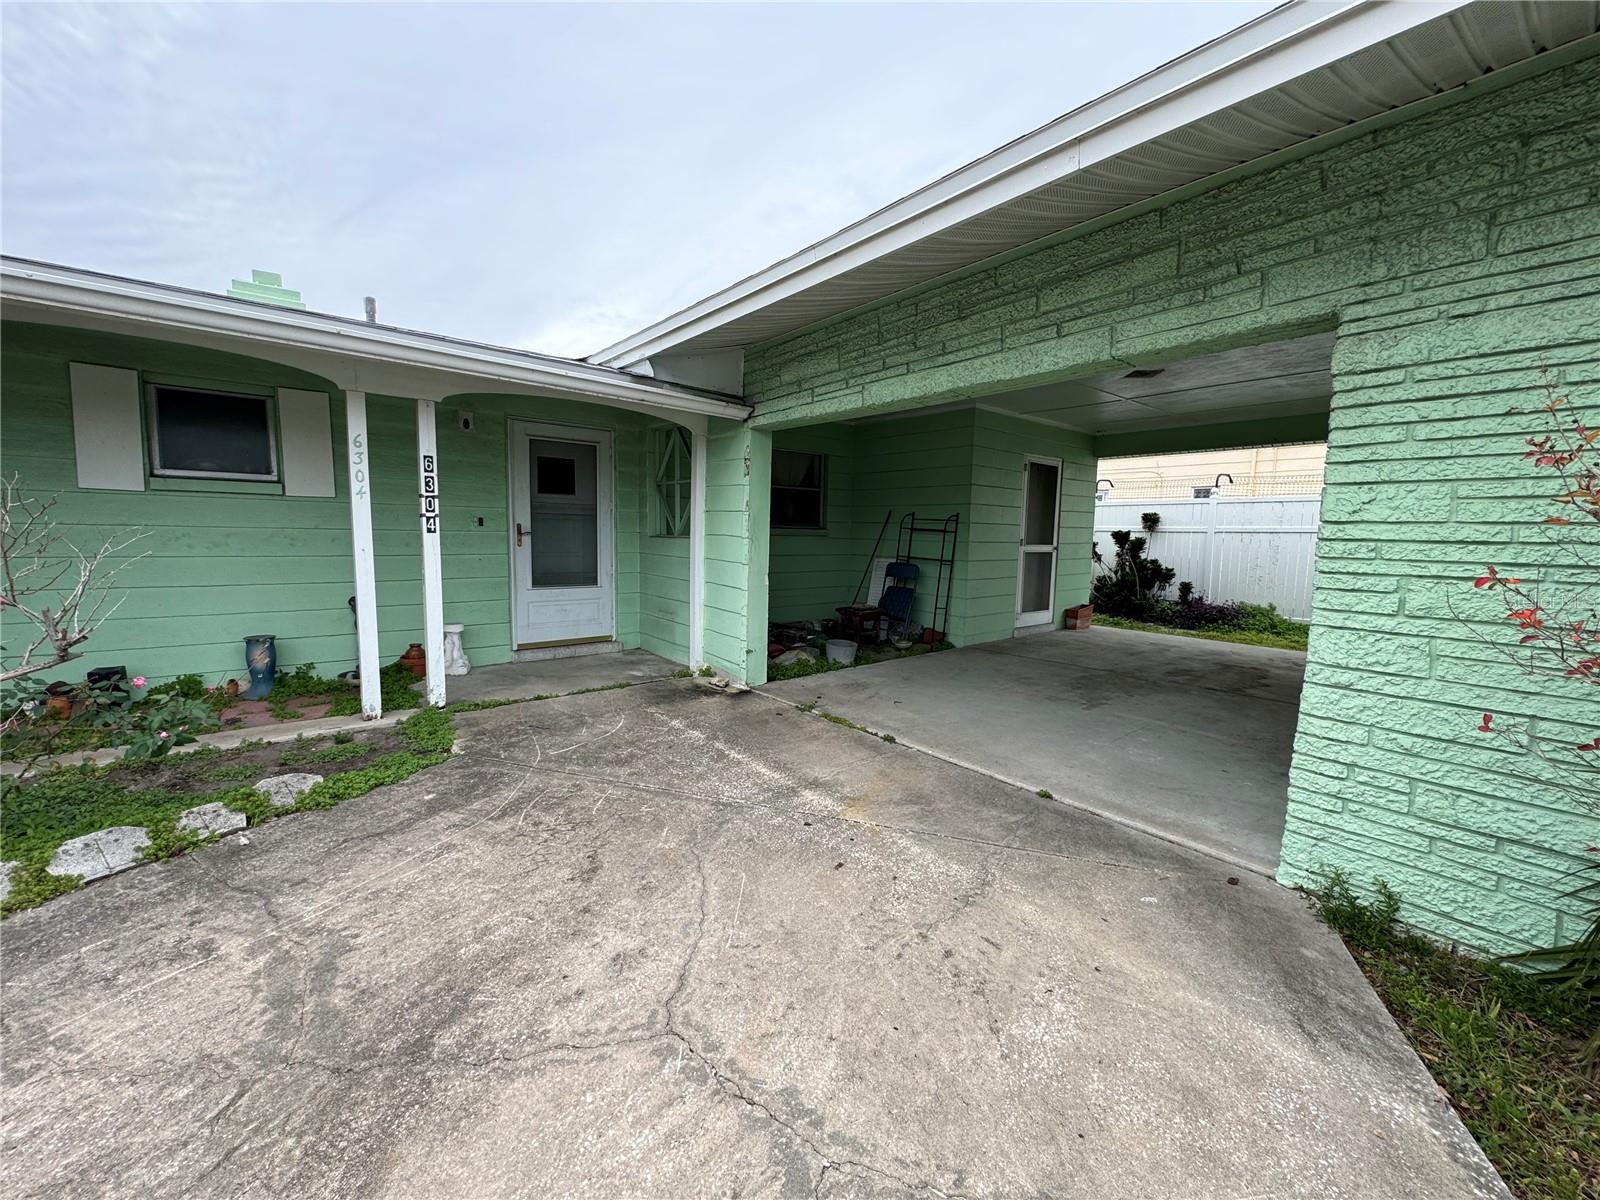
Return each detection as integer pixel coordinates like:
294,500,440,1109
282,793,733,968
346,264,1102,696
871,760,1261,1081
895,512,959,640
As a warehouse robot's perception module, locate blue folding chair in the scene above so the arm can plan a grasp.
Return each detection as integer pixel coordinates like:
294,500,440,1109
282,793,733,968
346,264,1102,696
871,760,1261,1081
878,561,920,639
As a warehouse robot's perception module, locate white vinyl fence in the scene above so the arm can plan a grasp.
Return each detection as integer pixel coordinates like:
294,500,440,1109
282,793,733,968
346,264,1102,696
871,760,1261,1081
1092,494,1322,621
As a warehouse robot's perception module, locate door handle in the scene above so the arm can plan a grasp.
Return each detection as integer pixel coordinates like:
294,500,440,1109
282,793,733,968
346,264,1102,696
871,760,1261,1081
516,522,525,548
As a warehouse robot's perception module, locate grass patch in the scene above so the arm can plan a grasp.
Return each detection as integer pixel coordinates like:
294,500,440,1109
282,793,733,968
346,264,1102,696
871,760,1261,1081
0,707,457,917
325,663,422,717
1093,613,1309,651
445,696,534,713
767,655,849,682
766,637,955,684
1313,872,1598,1200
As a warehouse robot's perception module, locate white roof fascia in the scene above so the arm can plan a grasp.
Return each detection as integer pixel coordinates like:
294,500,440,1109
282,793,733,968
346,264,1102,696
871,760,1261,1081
1,257,748,421
590,0,1473,368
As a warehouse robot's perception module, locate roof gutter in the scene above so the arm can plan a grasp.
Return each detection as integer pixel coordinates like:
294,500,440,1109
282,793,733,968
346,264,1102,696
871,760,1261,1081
590,0,1473,368
1,257,750,421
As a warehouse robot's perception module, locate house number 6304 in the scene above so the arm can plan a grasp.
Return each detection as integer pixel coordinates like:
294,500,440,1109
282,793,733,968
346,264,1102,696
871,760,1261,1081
420,453,439,534
350,432,367,500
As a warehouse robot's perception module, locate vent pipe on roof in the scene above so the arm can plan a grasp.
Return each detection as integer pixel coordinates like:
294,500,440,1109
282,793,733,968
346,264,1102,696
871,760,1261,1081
364,296,377,324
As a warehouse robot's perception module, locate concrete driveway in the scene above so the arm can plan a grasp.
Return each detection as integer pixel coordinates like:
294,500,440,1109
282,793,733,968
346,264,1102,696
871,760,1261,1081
765,627,1305,875
1,680,1502,1199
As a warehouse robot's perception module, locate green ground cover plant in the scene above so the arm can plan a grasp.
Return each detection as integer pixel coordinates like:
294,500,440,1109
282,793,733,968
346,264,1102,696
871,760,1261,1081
766,638,952,682
0,706,456,916
1313,873,1598,1200
1092,611,1309,651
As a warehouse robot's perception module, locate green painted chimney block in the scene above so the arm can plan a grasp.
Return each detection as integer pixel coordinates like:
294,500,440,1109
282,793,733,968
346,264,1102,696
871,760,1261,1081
227,269,306,309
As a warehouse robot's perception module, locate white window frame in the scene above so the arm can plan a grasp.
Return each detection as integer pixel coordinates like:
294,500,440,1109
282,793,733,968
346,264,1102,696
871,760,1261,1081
771,449,827,530
654,426,692,538
147,383,280,482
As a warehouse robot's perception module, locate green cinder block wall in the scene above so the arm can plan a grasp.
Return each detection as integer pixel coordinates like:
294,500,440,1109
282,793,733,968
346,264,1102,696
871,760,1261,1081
0,323,693,685
740,49,1600,952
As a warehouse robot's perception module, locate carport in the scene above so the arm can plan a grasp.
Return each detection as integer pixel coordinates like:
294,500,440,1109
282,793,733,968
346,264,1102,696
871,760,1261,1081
764,625,1305,875
757,332,1329,877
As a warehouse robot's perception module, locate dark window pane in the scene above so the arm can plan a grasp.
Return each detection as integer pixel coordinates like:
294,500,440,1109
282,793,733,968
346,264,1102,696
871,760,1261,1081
772,488,823,529
1020,551,1053,612
529,440,598,587
771,450,825,529
773,450,821,488
154,388,274,477
1024,461,1059,544
536,456,577,496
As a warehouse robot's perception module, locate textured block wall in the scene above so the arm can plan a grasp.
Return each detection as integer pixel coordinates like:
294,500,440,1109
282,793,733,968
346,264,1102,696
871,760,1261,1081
741,52,1600,950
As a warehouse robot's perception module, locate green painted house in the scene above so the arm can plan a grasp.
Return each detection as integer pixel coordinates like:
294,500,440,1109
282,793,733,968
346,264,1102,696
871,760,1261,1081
3,1,1597,953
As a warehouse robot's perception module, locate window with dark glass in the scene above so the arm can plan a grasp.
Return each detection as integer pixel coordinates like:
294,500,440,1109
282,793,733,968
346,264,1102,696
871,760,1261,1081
148,386,278,481
771,450,825,529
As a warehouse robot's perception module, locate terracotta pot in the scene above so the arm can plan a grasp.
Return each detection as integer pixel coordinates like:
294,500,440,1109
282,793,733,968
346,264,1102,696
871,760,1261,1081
400,643,427,678
45,694,72,720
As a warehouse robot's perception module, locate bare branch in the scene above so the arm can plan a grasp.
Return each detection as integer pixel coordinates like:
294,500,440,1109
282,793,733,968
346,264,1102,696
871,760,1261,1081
0,475,147,683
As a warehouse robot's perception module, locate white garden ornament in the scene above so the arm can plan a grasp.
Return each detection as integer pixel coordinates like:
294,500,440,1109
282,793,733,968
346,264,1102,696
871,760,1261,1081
441,623,471,676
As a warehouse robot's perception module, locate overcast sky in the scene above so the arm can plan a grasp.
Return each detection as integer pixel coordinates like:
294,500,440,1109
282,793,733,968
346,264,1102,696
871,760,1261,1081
2,2,1275,359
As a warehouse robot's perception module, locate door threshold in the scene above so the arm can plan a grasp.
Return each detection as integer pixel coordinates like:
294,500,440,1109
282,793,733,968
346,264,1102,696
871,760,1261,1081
513,640,622,664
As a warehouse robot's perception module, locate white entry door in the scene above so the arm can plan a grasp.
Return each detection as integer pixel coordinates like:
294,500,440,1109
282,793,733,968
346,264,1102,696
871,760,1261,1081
509,421,614,648
1016,455,1062,629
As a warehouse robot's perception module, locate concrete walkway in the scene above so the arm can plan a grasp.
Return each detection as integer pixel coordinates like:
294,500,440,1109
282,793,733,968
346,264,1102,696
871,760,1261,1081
764,626,1305,875
2,649,679,777
0,680,1502,1199
440,647,678,704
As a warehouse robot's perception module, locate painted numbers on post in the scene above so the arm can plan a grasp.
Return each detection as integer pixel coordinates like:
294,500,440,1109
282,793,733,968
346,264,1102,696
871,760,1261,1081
350,431,368,500
420,453,439,534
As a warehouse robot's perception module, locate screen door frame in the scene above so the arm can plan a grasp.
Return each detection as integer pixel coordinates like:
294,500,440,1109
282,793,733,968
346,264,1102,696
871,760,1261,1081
507,420,615,649
1015,453,1063,630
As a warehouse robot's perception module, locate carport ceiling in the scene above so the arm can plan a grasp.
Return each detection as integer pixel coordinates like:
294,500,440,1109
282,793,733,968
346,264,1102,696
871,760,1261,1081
856,330,1335,436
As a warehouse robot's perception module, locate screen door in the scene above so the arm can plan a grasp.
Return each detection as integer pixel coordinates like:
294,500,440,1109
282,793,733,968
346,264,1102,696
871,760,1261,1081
509,422,613,647
1016,456,1062,629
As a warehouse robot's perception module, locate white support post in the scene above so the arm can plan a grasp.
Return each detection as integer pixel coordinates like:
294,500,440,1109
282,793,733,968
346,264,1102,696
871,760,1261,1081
345,390,383,719
689,427,708,669
416,398,446,707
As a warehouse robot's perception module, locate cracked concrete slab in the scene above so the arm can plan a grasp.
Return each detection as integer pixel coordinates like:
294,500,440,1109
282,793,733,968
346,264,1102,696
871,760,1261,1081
0,679,1505,1199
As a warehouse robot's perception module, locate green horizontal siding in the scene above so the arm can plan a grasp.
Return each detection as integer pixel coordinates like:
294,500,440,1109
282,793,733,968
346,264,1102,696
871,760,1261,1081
0,323,690,686
763,408,1097,645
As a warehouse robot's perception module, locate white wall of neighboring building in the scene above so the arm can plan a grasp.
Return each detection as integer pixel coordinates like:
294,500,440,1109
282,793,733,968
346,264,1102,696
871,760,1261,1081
1096,443,1326,499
